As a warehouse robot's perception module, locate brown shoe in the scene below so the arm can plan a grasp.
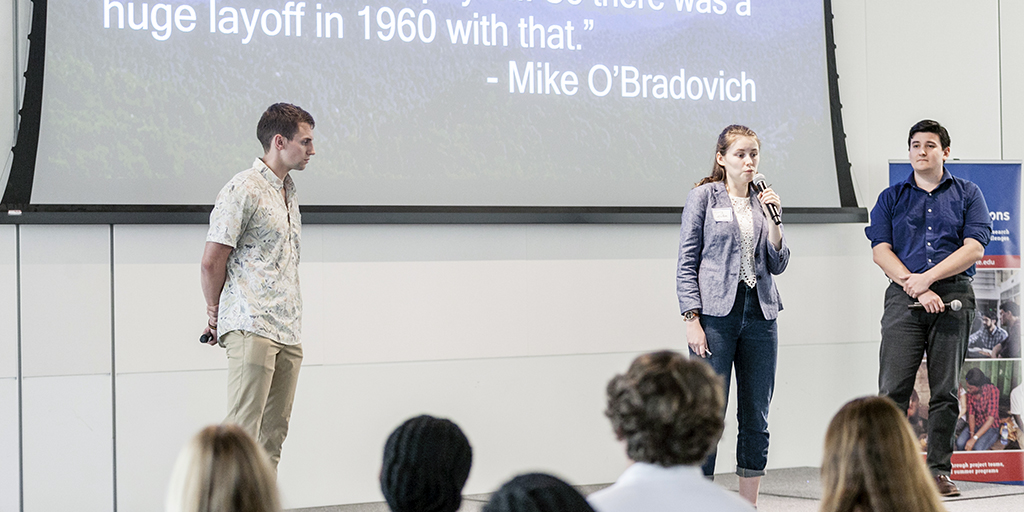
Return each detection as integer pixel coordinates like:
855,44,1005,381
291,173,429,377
934,474,961,497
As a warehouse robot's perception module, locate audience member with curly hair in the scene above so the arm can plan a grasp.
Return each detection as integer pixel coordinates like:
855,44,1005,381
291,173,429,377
820,396,947,512
588,350,754,512
165,424,280,512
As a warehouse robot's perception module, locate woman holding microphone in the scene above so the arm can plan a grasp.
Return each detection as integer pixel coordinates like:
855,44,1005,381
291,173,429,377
676,125,790,507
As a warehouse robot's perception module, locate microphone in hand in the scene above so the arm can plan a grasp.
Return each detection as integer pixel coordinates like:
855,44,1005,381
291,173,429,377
908,299,962,312
752,173,781,225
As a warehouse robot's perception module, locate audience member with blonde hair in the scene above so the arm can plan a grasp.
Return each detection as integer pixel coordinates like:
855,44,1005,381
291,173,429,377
165,424,281,512
820,396,947,512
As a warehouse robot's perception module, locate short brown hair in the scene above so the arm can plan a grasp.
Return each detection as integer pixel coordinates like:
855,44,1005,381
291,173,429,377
256,103,315,152
605,351,724,466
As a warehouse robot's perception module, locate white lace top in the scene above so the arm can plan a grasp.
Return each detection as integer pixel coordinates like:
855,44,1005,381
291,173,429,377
730,195,757,288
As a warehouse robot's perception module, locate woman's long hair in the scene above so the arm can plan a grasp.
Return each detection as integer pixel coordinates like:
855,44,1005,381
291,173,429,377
820,396,946,512
165,424,281,512
695,124,760,187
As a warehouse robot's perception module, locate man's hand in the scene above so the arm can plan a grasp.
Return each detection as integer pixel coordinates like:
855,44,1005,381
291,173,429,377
202,303,219,345
201,325,218,345
201,242,232,347
916,289,945,313
903,272,936,299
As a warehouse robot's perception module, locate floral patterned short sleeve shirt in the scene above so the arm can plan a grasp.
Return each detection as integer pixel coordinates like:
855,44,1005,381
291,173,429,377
207,158,302,346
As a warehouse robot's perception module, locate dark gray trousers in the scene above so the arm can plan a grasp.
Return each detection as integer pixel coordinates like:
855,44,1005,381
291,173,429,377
879,276,973,476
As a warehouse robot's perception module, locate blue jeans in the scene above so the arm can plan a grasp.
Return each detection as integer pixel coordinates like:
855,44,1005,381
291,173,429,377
692,282,777,477
955,425,1000,451
878,277,973,476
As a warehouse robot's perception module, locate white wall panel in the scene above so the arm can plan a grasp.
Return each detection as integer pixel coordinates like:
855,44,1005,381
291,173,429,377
113,225,225,374
115,370,227,512
768,341,879,470
22,374,113,512
862,0,1001,197
315,224,683,365
0,225,16,379
296,224,326,366
709,341,878,475
0,378,19,512
777,224,883,346
1001,0,1024,161
276,352,635,509
20,225,111,377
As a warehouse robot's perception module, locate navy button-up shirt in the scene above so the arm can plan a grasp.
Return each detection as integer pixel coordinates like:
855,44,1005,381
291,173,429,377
865,169,991,276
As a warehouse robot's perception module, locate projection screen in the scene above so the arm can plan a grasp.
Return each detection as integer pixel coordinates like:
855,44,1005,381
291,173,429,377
5,0,859,220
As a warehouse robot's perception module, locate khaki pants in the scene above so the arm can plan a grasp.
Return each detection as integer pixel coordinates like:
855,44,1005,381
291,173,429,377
221,330,303,471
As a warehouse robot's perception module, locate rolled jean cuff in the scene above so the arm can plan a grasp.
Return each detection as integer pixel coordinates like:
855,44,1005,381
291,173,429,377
736,466,766,478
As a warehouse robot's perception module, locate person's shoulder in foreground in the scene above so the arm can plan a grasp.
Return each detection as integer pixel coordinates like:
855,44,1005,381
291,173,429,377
588,462,753,512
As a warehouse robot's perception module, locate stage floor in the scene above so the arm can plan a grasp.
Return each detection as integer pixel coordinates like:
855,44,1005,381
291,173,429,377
292,466,1024,512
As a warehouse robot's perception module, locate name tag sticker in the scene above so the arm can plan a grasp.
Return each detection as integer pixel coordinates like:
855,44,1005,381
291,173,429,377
712,207,733,222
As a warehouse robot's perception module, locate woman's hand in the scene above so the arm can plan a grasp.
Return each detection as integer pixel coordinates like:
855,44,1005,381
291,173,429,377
758,187,783,250
687,320,710,358
757,187,781,214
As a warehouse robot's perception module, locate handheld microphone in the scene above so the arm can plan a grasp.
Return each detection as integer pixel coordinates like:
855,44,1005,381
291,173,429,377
752,173,781,225
908,299,962,311
200,333,214,343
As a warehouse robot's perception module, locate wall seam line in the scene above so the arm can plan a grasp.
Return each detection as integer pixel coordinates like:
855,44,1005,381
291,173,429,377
110,224,117,512
998,0,1004,160
16,224,23,512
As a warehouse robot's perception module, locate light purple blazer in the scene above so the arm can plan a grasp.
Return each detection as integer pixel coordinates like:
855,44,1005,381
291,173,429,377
676,181,790,319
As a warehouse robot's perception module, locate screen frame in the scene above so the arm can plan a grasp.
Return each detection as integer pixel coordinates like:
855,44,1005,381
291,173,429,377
0,0,866,225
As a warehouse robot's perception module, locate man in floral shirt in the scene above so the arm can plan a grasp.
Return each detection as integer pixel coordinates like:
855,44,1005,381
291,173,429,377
201,103,315,472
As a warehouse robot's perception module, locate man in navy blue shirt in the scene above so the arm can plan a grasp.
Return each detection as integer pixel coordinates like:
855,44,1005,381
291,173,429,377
865,120,991,497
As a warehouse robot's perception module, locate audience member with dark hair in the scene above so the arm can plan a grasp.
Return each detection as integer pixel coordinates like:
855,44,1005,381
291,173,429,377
956,368,1001,451
380,415,473,512
484,473,595,512
165,424,280,512
820,396,946,512
588,351,754,512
